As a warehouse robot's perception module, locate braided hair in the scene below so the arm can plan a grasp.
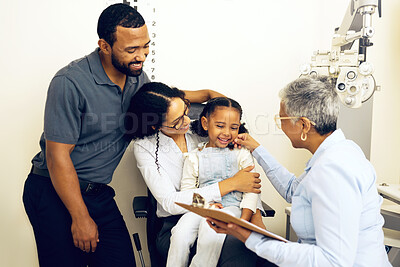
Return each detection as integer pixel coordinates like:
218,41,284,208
125,82,187,172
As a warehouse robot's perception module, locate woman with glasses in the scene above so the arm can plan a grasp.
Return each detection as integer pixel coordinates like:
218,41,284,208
207,76,391,267
125,82,271,266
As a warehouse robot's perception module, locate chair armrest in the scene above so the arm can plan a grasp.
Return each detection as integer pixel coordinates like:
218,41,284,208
133,196,148,218
261,201,275,217
134,196,275,218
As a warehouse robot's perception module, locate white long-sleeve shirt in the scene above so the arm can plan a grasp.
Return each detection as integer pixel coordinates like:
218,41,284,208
245,129,391,267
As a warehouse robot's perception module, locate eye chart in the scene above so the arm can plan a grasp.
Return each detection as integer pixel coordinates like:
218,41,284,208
105,0,158,81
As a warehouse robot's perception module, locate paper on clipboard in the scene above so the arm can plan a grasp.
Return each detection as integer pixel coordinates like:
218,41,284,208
175,202,288,242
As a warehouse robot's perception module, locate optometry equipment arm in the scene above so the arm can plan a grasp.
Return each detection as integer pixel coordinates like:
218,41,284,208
300,0,382,108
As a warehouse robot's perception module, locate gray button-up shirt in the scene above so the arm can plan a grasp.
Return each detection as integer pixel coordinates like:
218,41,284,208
32,48,150,183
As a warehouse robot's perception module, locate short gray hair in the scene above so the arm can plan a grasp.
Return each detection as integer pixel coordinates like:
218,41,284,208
279,76,339,135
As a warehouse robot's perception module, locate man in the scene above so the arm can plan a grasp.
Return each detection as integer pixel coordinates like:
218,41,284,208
22,4,150,267
23,3,224,266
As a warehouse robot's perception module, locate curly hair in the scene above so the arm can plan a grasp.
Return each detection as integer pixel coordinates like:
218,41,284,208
190,97,248,139
97,3,145,47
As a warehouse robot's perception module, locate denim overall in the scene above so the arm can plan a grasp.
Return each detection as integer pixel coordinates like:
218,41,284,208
197,146,243,208
167,145,244,267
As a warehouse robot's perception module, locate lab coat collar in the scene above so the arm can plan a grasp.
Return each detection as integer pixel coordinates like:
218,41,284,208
304,129,345,171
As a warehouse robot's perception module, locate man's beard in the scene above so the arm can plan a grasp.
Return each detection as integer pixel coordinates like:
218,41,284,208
111,52,143,77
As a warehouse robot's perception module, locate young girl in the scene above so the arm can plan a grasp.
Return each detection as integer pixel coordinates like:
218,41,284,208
167,97,260,267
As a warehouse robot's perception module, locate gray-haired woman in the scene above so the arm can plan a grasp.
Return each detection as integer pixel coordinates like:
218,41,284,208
207,76,391,266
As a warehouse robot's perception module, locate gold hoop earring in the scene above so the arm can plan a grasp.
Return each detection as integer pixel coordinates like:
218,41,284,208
301,132,307,141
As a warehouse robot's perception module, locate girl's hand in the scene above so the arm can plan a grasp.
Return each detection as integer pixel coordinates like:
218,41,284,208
210,203,223,209
250,209,266,229
206,218,252,243
240,208,253,222
234,133,260,152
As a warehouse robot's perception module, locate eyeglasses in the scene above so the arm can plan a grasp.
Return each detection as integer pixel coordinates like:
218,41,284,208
161,99,190,130
274,114,316,129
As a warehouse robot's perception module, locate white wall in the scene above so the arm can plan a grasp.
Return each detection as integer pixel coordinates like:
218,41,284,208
369,1,400,185
1,0,399,266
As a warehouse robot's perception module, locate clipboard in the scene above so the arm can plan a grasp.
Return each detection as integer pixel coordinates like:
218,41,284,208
175,202,288,242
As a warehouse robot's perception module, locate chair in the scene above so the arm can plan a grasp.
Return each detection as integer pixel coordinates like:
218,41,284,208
133,190,167,266
132,103,275,266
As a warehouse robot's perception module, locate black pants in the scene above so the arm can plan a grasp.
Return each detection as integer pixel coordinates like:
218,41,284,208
23,173,135,267
156,216,277,267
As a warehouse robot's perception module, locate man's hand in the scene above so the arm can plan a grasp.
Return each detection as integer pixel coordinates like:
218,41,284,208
234,133,260,152
183,89,225,103
206,218,252,243
71,215,99,253
46,140,99,252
